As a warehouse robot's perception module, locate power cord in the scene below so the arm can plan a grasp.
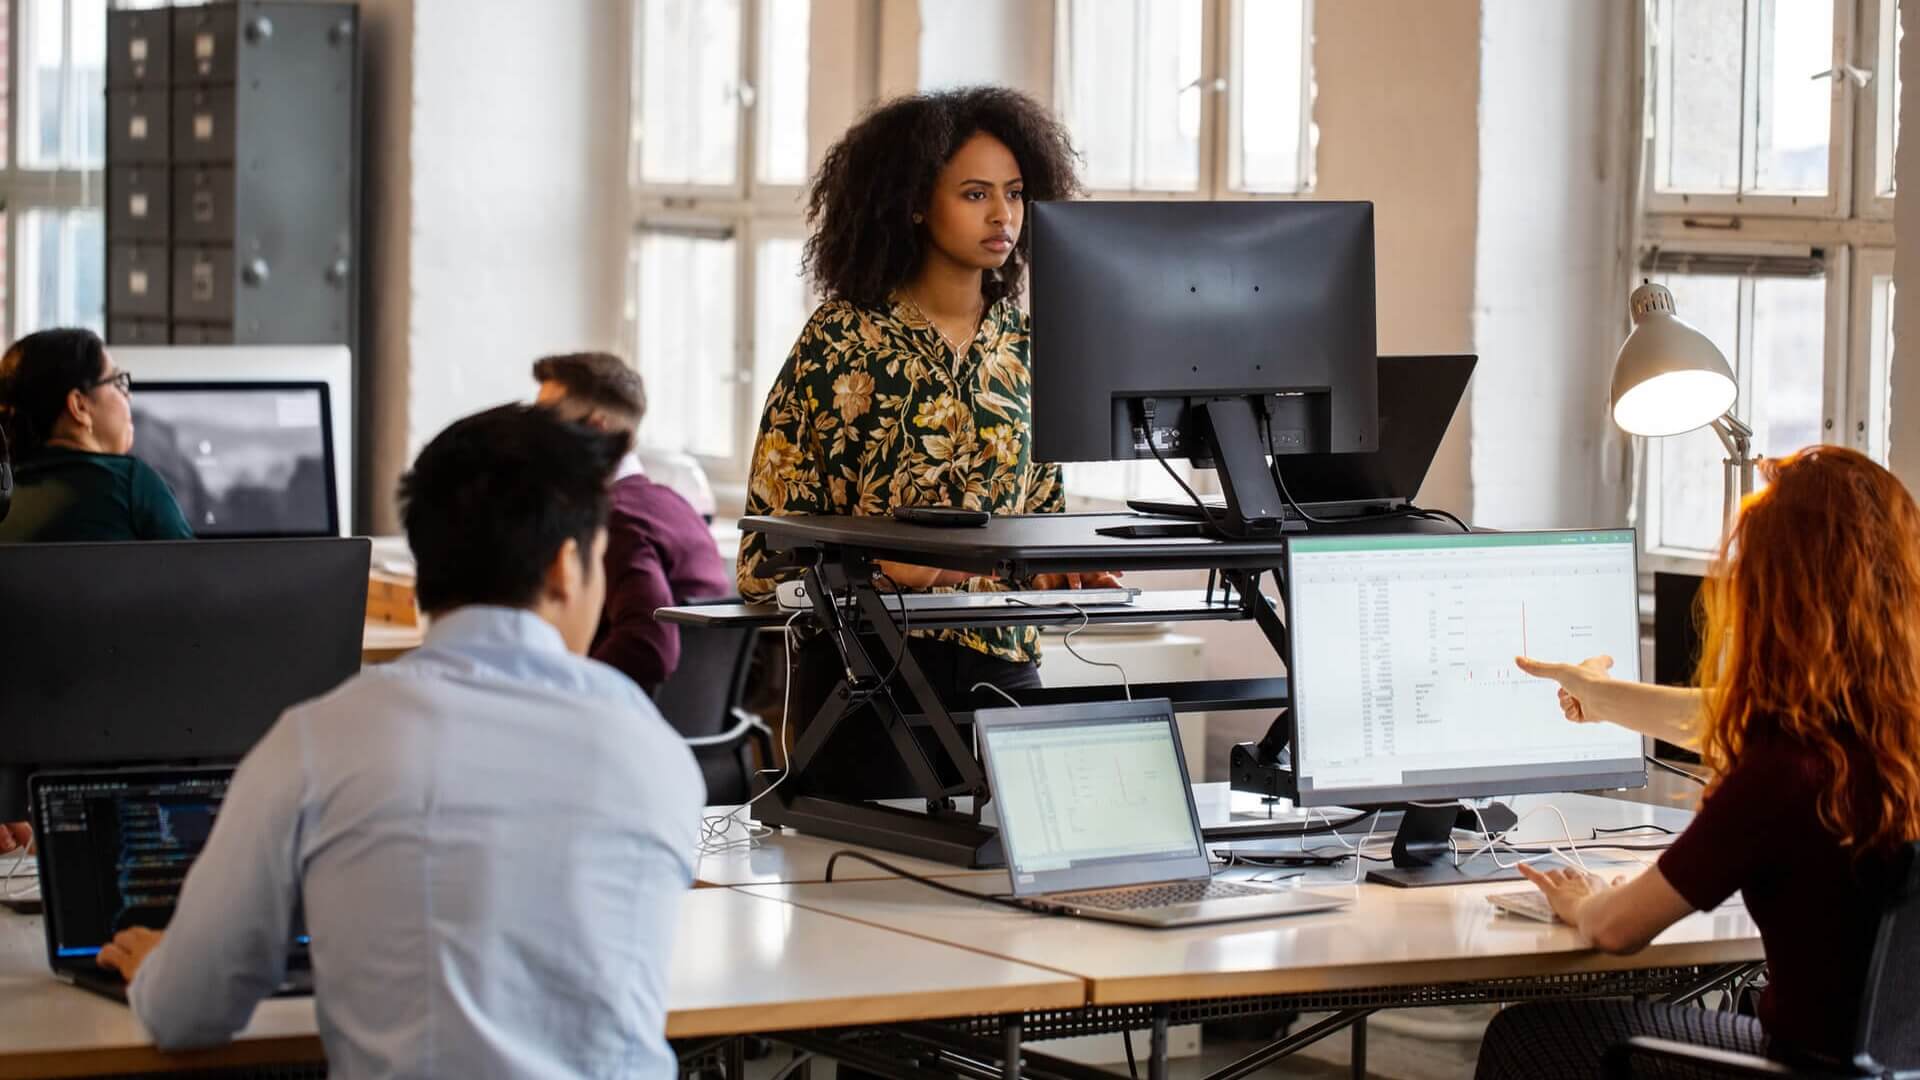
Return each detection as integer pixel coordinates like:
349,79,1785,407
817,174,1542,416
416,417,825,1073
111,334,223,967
1009,597,1132,701
821,850,1060,916
1137,399,1230,539
1646,755,1708,785
697,611,806,856
971,682,1023,709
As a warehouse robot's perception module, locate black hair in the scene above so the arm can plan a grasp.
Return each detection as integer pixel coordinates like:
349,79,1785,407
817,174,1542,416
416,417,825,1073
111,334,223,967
0,328,109,458
398,404,626,615
804,86,1082,310
532,351,647,426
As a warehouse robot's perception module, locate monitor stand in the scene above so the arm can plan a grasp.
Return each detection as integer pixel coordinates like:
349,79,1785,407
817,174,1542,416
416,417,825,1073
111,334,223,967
1097,397,1308,541
1365,800,1526,889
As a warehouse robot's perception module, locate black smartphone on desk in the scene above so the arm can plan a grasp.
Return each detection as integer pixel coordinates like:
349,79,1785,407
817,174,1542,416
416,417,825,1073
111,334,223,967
891,506,990,527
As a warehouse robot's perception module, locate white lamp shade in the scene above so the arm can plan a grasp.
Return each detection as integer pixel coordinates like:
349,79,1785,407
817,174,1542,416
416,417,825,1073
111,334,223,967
1609,283,1737,437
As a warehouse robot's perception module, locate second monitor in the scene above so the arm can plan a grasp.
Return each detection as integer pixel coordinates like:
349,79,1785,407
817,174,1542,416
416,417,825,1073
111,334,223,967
129,380,339,538
1284,529,1646,886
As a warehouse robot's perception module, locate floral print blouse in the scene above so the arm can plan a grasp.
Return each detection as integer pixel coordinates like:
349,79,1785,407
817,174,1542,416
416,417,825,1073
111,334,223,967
736,294,1066,664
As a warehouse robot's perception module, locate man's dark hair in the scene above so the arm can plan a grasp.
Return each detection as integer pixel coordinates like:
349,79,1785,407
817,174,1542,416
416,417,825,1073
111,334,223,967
532,352,647,427
0,328,109,458
398,404,626,614
804,86,1082,310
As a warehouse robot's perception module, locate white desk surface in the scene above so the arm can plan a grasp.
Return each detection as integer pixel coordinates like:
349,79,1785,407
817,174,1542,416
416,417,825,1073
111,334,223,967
738,873,1761,1007
695,811,1000,887
0,887,1081,1075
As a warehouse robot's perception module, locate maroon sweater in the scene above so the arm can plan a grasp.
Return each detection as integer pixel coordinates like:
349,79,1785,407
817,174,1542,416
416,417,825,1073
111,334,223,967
590,474,731,694
1658,736,1893,1058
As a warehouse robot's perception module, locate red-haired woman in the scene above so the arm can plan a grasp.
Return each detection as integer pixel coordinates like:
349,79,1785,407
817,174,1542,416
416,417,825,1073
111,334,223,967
1479,446,1920,1076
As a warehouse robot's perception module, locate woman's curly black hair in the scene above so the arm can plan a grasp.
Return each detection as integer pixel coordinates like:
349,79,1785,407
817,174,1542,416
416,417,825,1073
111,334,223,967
803,86,1082,310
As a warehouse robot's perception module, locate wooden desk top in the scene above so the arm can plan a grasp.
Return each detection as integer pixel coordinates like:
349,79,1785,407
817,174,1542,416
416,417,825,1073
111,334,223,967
695,814,999,887
737,873,1762,1007
361,619,425,664
0,888,1080,1075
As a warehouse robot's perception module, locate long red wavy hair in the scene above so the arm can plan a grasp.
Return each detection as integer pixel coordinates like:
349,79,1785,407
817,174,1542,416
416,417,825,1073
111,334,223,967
1695,446,1920,853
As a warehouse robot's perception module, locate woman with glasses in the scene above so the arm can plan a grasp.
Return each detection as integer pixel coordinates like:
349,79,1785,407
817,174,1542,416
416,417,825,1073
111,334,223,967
0,327,192,543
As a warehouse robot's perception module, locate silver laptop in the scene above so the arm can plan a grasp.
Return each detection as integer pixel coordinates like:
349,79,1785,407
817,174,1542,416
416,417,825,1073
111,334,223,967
776,579,1139,612
975,699,1349,928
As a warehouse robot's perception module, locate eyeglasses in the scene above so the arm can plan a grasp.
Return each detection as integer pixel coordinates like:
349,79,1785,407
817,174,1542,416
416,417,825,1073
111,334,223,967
87,370,132,396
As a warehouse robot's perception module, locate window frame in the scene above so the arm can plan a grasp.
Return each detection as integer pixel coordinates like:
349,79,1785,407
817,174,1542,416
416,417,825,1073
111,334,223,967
1633,0,1894,574
1054,0,1315,202
4,0,109,340
1855,0,1897,218
1848,246,1893,461
626,0,812,490
1643,0,1856,220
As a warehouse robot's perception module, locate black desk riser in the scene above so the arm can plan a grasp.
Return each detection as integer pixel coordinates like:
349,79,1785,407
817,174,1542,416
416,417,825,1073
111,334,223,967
662,510,1461,867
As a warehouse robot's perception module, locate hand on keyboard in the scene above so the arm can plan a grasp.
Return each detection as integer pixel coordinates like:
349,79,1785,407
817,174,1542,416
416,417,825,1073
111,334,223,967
1488,889,1560,923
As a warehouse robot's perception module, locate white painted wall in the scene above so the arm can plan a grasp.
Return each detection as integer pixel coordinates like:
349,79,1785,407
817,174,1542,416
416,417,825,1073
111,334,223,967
363,0,628,531
1470,0,1633,528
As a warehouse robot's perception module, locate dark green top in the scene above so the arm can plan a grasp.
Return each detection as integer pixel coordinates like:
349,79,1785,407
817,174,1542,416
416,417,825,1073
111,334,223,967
0,446,195,543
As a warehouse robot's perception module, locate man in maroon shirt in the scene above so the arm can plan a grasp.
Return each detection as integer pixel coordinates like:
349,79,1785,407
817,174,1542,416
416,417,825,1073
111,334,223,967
534,353,731,695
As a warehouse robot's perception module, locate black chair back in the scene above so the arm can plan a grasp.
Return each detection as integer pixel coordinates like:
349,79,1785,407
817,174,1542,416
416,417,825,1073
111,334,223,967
653,608,755,740
652,598,761,804
1854,839,1920,1073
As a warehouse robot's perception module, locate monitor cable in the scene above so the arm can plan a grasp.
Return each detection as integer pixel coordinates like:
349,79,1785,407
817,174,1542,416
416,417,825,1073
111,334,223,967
1008,596,1132,701
1137,399,1231,539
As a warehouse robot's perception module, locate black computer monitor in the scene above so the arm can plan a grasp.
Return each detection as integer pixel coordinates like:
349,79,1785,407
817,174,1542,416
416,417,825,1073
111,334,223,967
0,538,370,819
129,381,339,538
1283,529,1647,887
1030,200,1377,537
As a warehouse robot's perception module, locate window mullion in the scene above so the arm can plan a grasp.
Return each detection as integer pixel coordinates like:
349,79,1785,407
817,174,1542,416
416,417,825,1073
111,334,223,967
1739,0,1761,196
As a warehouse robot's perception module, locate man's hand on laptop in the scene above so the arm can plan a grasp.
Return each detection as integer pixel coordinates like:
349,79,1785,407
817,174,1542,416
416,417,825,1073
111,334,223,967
96,927,163,983
1030,572,1123,590
0,822,30,855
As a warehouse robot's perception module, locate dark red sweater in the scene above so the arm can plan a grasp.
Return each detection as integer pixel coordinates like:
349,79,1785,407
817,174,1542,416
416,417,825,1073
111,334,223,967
1659,736,1894,1058
590,474,731,694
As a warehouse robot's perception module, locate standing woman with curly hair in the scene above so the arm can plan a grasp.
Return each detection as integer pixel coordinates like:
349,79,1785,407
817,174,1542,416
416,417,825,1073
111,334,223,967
1480,446,1920,1075
737,87,1113,798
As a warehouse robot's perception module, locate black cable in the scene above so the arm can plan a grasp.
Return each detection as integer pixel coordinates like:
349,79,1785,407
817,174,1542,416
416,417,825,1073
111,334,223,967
1408,506,1472,533
1138,399,1230,538
822,850,1059,915
1122,1030,1139,1080
1646,755,1709,785
863,572,913,703
1591,824,1676,837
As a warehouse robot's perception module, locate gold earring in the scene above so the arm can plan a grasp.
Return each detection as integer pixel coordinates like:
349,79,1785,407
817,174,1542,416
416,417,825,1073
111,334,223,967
912,213,924,224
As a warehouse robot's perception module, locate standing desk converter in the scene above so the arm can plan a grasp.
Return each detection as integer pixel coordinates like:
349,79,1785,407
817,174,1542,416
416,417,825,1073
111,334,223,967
661,511,1449,867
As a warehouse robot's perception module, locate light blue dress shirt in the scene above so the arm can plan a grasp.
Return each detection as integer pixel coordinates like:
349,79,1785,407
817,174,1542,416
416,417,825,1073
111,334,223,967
128,606,705,1079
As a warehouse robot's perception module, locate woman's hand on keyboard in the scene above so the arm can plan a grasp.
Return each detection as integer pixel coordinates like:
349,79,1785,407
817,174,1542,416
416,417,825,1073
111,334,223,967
874,561,973,589
1030,571,1123,590
1517,862,1619,926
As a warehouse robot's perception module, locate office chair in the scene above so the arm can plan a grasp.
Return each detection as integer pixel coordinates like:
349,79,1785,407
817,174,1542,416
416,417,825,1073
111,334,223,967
651,600,769,805
1604,840,1920,1079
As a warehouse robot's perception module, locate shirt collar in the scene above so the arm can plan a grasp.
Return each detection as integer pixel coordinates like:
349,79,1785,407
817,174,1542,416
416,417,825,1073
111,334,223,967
423,605,571,657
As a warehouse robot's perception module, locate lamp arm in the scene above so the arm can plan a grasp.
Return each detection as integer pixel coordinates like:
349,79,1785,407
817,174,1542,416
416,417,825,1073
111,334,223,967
1708,412,1759,541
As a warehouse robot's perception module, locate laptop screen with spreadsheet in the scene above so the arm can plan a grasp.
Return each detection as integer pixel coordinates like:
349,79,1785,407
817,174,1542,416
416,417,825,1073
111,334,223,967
976,699,1211,897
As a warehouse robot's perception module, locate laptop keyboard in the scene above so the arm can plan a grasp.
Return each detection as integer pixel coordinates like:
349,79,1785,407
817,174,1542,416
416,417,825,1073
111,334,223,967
1057,879,1272,912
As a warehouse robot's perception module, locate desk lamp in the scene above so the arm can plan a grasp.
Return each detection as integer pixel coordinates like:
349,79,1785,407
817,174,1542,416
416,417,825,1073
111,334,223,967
1611,281,1756,536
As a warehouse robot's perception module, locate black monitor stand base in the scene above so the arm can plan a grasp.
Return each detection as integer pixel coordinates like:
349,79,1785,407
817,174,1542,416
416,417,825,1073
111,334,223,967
1364,799,1526,889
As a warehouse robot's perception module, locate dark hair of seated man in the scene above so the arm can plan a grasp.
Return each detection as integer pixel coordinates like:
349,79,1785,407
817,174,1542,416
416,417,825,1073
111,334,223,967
398,403,627,616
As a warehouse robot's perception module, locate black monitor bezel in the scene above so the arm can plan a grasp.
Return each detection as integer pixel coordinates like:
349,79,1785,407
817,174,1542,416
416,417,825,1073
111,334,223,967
128,379,340,539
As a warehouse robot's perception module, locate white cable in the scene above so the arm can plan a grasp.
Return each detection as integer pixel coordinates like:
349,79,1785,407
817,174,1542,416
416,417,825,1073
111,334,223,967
971,682,1023,709
1454,802,1592,873
1015,597,1132,701
1,848,35,899
698,611,805,856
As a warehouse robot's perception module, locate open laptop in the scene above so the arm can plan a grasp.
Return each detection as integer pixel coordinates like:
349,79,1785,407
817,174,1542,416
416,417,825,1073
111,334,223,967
31,766,312,1001
1128,354,1476,521
975,699,1349,928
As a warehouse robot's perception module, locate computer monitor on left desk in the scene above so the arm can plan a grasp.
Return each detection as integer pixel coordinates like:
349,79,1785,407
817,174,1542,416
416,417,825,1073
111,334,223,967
0,538,370,821
1283,528,1647,887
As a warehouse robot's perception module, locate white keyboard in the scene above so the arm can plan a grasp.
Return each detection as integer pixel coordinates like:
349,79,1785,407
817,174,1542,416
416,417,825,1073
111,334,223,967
1488,889,1559,923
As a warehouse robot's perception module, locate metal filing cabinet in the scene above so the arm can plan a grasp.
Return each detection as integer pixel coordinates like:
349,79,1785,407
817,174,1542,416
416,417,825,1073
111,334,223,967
104,2,360,349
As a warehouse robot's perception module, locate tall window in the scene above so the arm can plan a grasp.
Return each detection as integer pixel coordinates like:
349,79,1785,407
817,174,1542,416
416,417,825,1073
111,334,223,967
628,0,812,490
1055,0,1312,198
1637,0,1895,563
1053,0,1313,503
2,0,111,342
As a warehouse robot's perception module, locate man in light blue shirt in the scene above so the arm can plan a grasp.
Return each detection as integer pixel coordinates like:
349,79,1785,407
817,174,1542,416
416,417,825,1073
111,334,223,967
95,404,705,1078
